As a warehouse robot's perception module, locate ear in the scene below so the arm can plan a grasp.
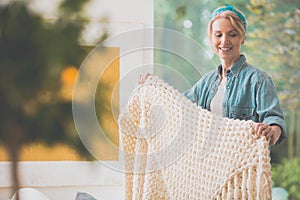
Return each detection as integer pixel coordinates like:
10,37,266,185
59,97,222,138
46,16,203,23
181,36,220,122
241,37,246,45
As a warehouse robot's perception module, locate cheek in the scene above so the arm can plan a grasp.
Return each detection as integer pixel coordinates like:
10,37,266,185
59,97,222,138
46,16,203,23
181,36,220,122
210,42,219,52
232,40,242,48
235,38,245,46
211,38,219,47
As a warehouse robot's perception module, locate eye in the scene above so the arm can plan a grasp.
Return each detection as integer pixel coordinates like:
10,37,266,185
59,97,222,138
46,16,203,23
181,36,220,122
215,33,222,37
229,32,238,37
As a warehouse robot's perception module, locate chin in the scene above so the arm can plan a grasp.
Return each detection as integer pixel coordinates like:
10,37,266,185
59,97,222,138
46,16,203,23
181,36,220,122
218,54,231,59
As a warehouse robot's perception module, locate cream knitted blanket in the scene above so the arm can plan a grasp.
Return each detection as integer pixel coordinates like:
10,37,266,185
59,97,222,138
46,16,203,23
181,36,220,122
119,76,272,200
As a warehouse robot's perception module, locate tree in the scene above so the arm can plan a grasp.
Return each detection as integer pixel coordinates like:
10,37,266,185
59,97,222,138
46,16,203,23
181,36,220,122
0,1,104,199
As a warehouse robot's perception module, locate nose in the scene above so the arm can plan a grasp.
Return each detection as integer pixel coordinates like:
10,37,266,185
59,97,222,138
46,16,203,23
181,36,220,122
221,35,229,44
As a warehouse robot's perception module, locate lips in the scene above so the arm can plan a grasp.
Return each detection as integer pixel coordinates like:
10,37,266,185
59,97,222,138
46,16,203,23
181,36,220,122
219,47,232,51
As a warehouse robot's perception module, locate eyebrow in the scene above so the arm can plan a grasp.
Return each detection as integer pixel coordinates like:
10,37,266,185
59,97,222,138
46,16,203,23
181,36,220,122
213,30,238,34
213,29,238,33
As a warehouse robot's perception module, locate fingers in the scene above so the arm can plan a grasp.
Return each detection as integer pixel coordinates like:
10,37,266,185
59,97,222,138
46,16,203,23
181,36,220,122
269,137,276,146
138,72,152,84
255,123,282,145
269,125,282,145
255,123,272,139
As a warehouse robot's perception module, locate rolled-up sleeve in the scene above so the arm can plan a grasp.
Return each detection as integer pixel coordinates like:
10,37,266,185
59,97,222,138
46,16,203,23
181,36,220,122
256,77,287,144
183,84,199,104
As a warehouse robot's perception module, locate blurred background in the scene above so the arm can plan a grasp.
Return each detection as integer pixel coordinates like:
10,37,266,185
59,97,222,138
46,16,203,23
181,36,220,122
0,0,299,199
0,0,122,199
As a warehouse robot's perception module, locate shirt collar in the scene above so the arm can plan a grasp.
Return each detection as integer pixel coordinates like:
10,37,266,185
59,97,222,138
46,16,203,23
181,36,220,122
217,54,247,77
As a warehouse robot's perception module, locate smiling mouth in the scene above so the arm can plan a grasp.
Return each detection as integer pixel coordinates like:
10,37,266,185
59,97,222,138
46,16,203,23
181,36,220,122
219,47,232,51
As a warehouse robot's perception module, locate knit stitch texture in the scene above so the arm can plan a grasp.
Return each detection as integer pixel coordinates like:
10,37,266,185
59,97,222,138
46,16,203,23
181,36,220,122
119,76,272,200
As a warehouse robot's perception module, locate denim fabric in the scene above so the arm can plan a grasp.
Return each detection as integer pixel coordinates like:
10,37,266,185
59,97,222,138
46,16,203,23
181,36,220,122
183,54,287,144
75,192,97,200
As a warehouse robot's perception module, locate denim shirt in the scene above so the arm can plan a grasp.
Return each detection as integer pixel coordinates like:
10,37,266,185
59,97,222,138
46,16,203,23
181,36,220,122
183,55,287,144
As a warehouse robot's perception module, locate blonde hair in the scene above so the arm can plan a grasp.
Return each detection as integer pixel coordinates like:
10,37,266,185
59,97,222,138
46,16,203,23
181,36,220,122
208,10,246,43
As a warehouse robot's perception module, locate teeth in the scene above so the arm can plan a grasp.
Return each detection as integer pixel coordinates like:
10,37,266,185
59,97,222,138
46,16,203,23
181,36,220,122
219,47,231,51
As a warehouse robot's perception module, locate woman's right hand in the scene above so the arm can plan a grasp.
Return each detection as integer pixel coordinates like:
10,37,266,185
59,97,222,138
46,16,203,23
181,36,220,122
138,72,152,84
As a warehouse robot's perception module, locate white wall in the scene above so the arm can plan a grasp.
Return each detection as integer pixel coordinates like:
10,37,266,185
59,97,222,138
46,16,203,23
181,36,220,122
0,162,124,199
0,0,153,199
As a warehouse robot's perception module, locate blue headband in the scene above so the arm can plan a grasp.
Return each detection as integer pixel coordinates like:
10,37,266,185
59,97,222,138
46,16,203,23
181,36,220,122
210,4,247,31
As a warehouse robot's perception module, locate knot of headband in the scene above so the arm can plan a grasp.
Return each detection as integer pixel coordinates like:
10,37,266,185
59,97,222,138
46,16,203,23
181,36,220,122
210,4,247,31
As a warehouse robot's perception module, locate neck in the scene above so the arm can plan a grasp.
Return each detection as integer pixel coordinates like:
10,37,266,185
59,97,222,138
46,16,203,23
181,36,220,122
220,55,240,72
221,61,231,71
220,56,240,79
220,60,231,79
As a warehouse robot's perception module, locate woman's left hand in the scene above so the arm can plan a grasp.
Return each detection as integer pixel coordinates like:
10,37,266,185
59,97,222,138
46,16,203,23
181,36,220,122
255,123,281,145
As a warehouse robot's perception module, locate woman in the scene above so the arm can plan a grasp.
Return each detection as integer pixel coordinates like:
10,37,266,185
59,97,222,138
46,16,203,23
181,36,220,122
140,4,286,145
183,4,286,145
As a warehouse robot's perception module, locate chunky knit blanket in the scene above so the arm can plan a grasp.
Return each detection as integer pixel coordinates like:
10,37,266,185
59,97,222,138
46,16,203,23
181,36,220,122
119,76,272,200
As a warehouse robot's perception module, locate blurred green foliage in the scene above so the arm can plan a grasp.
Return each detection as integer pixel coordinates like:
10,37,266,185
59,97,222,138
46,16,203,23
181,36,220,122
272,158,300,200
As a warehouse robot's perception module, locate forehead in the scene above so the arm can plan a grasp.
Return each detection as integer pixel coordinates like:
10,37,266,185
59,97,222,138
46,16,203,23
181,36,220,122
212,17,236,32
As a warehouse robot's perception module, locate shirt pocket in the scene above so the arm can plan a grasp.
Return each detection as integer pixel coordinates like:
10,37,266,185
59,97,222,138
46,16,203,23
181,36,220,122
231,106,255,120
